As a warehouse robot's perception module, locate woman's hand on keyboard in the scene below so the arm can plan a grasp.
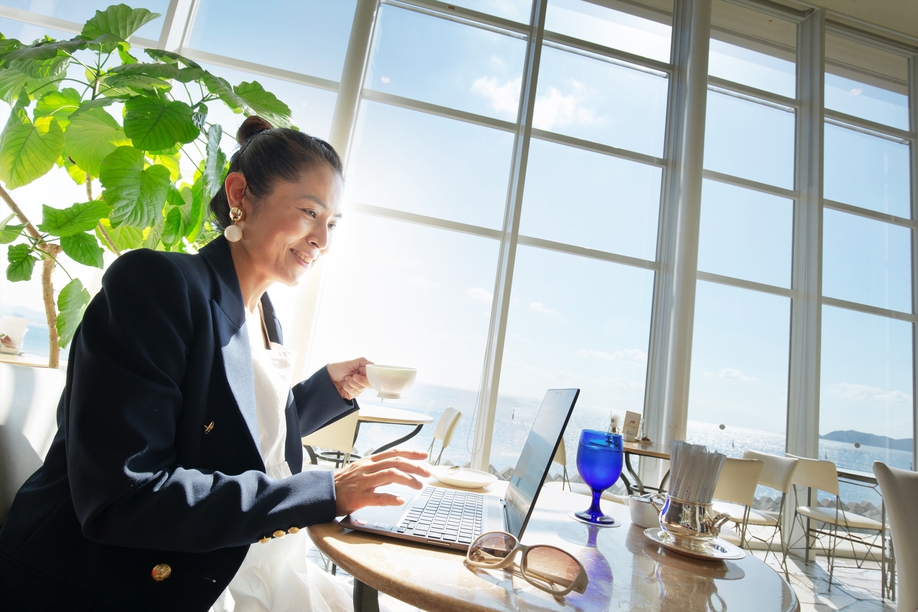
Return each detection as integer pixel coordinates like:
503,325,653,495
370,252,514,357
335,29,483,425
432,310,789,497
334,449,430,516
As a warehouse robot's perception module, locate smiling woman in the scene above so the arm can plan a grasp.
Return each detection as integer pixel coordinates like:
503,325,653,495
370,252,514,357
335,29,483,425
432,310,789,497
209,117,345,307
0,114,431,612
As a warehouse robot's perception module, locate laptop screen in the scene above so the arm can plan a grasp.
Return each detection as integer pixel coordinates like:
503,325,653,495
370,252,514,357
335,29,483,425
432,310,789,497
504,388,580,538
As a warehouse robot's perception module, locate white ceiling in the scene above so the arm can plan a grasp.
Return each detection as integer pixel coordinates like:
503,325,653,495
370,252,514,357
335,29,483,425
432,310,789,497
780,0,918,43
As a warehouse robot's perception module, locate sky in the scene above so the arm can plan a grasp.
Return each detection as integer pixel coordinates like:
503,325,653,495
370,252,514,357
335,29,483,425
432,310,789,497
0,0,913,465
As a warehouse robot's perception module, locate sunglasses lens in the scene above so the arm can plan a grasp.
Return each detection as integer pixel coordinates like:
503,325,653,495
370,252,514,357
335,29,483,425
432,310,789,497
468,532,517,566
523,546,582,591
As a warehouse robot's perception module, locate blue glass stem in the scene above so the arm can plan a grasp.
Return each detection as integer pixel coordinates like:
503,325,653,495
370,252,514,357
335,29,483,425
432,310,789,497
588,489,604,520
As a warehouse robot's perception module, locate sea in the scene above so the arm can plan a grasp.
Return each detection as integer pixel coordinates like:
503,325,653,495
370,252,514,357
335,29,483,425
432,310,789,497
356,383,914,508
8,321,911,508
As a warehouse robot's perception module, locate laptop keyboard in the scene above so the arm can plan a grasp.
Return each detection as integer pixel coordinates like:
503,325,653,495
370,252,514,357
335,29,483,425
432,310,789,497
396,486,483,545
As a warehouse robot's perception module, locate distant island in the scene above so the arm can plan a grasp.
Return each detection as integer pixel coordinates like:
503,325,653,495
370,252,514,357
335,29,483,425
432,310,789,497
820,430,913,452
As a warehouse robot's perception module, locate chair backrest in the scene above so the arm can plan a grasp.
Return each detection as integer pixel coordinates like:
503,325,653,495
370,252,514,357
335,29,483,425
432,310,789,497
433,407,462,449
301,411,360,455
0,363,66,523
786,453,839,496
713,458,764,506
743,450,798,493
552,437,566,466
873,461,918,612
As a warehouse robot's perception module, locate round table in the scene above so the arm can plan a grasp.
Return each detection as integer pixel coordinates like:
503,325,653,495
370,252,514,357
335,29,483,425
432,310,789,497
309,483,799,612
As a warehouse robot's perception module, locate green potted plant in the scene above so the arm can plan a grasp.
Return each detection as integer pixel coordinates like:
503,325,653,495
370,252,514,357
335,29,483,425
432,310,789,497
0,3,294,368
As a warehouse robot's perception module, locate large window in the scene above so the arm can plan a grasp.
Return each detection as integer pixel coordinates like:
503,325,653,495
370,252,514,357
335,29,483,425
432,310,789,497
1,0,914,484
818,32,914,513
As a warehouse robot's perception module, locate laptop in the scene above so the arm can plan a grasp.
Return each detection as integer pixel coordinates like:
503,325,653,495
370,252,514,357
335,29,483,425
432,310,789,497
339,388,580,551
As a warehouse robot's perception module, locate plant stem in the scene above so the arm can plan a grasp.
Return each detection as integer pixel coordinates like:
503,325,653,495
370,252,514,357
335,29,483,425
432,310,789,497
39,243,62,369
85,176,120,256
0,185,41,240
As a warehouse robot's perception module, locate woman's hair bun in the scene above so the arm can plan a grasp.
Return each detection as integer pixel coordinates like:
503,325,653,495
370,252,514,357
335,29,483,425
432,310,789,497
236,115,274,145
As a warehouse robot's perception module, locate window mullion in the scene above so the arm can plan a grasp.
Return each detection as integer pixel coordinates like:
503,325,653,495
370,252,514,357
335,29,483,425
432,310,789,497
469,0,547,472
643,0,712,453
910,51,918,464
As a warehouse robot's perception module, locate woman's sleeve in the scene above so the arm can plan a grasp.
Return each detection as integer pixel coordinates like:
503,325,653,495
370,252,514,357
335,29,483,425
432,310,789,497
66,250,337,553
291,368,359,437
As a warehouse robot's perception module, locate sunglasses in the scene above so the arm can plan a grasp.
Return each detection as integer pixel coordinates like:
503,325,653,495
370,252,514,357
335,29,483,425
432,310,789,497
466,531,589,596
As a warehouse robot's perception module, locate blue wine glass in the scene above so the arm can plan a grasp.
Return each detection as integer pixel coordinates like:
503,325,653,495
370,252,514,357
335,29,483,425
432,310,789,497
573,429,623,526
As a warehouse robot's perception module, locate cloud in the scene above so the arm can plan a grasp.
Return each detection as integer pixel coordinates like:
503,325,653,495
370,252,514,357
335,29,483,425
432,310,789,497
529,301,554,314
467,287,493,303
407,276,438,288
471,76,521,115
828,382,911,403
578,348,647,363
703,368,757,382
532,81,597,130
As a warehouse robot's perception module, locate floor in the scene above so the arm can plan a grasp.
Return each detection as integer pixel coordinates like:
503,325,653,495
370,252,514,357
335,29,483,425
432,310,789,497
305,542,896,612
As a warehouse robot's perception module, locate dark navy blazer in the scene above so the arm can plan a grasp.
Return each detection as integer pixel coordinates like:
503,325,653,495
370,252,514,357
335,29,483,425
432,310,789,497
0,236,357,611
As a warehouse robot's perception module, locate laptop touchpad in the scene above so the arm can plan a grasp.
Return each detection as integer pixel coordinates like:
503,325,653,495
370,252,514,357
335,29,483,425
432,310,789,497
344,484,416,528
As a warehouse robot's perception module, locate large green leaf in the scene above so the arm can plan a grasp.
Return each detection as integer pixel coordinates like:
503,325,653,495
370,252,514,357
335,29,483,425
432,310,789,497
143,218,164,249
61,232,104,268
34,87,81,129
64,107,130,177
57,277,90,348
184,183,205,243
81,4,160,43
107,62,204,83
59,155,87,185
161,206,184,248
99,146,171,228
144,48,200,68
68,97,118,122
100,72,172,95
0,37,22,58
0,67,29,105
6,243,38,281
0,112,65,189
38,200,111,236
201,72,243,113
0,223,25,243
2,72,62,104
191,102,208,131
7,53,69,79
0,212,24,244
203,123,225,199
96,217,143,251
123,96,199,151
1,38,87,64
150,150,181,181
234,81,294,128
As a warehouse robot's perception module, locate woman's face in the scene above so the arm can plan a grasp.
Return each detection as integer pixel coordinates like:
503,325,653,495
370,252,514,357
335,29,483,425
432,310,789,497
236,163,343,287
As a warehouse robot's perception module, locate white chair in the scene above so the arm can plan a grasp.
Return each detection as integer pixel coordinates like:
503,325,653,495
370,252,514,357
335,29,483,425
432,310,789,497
553,437,570,490
0,363,66,523
426,407,461,466
741,450,798,573
710,457,764,549
788,454,885,591
302,412,361,468
873,461,917,612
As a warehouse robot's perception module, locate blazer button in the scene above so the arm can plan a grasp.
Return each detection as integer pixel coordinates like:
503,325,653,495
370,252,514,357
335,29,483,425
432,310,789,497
259,537,271,544
151,564,172,582
288,527,300,534
273,530,286,539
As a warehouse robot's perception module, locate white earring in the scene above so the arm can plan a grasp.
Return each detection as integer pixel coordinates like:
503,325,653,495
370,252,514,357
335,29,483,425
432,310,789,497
224,207,244,242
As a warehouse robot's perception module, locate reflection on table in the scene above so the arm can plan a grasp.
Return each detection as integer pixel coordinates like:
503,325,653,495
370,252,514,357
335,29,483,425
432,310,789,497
309,482,799,612
356,404,434,454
